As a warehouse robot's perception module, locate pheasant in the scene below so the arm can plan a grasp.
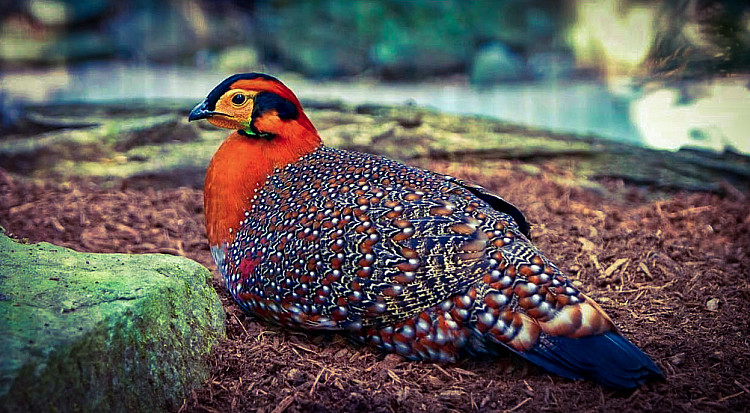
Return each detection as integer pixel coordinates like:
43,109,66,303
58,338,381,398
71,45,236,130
188,73,663,388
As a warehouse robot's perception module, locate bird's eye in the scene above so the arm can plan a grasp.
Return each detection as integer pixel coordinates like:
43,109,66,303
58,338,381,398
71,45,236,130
231,93,246,105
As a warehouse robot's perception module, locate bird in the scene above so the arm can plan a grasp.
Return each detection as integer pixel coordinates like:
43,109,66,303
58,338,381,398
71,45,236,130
188,73,663,389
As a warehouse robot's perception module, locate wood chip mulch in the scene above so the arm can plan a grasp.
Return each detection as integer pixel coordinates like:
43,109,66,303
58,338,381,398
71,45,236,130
1,160,748,413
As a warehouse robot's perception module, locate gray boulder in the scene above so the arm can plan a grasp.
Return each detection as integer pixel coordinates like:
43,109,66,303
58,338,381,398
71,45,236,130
0,232,225,413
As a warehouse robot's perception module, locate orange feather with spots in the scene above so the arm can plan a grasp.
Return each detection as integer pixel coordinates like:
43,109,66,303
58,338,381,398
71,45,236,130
202,77,320,246
204,127,320,246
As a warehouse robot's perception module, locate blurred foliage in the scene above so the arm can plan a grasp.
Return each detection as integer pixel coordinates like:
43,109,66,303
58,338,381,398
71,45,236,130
645,0,750,78
0,0,747,81
255,0,563,78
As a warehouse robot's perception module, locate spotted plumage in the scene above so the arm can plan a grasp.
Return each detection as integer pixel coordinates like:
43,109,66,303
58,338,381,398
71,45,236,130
189,73,664,389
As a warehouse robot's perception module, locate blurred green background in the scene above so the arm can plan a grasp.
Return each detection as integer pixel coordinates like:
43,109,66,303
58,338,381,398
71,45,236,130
0,0,749,153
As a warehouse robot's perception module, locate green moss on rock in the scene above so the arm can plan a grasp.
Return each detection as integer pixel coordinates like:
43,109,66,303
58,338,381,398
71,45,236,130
0,233,225,413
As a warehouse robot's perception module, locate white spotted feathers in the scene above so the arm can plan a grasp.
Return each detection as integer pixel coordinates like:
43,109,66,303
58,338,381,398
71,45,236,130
215,145,585,361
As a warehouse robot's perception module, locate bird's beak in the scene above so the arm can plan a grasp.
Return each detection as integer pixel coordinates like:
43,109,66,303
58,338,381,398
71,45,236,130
188,100,212,121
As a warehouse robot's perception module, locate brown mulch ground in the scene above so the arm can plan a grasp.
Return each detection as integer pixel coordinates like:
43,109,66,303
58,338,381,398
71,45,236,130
1,158,749,413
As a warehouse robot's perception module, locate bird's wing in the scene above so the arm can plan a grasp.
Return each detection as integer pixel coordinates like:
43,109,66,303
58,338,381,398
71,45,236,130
342,179,518,327
442,176,531,238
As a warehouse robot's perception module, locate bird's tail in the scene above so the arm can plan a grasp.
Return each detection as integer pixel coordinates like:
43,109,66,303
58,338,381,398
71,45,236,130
481,289,664,388
518,331,664,388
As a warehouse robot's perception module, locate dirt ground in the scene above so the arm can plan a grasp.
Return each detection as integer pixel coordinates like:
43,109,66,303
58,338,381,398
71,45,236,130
1,156,749,413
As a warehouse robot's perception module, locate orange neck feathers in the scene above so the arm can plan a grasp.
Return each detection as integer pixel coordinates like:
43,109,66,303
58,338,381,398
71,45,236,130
205,123,321,246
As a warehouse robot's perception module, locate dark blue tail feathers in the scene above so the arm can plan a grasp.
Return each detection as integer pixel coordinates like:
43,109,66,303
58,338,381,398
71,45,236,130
519,332,664,389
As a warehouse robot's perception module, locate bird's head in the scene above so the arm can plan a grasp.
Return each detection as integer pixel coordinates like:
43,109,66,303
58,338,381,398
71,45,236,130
192,74,322,246
188,73,318,141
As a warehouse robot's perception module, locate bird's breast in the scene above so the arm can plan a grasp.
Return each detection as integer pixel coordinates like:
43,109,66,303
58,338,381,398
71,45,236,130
204,131,321,246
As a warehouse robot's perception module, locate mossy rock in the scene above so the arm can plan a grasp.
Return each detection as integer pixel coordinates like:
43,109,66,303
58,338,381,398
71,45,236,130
0,232,225,413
